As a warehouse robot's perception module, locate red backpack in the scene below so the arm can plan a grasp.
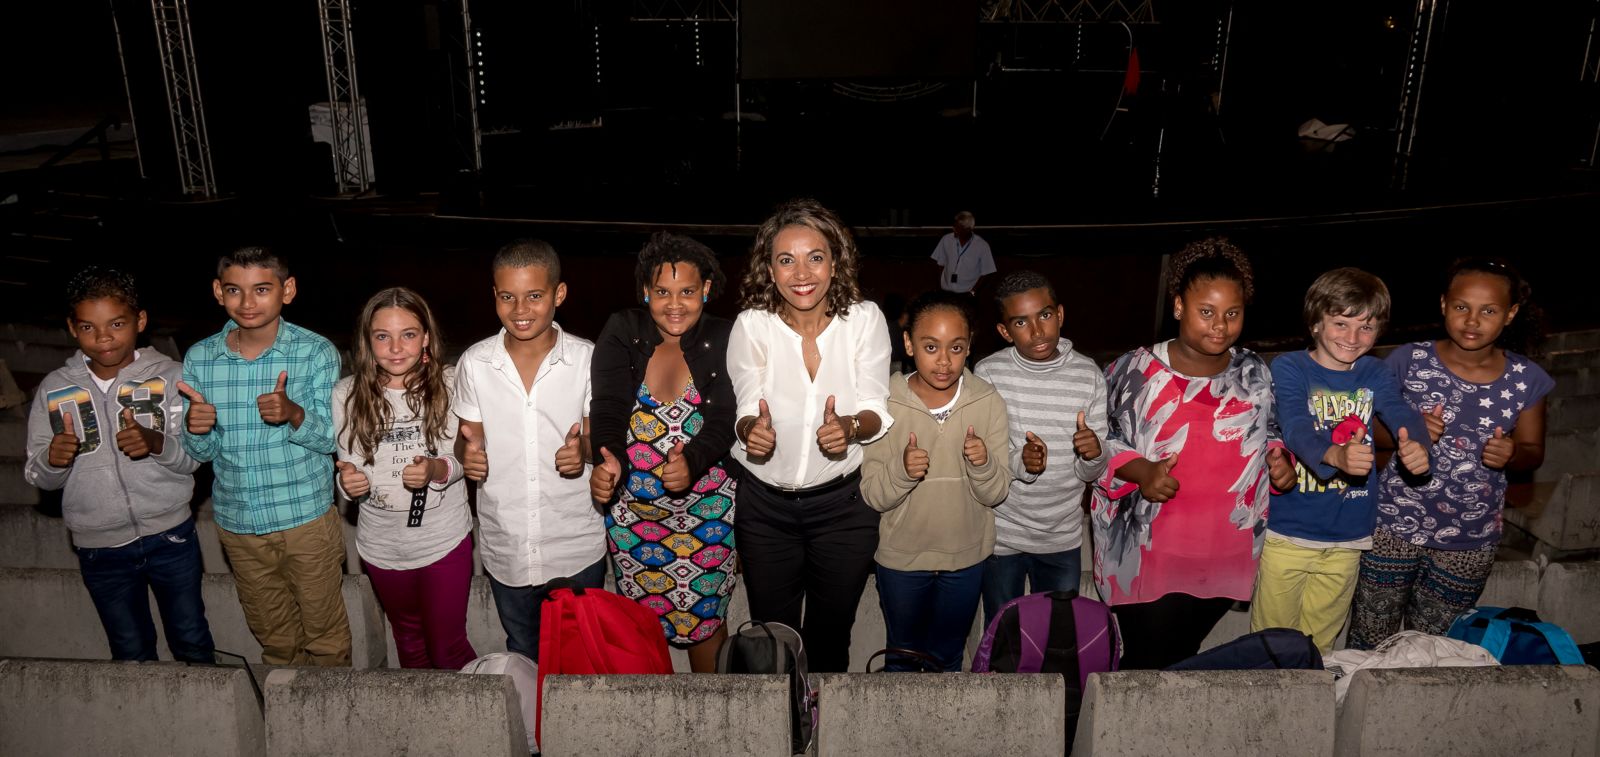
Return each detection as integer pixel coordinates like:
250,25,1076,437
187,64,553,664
536,580,673,744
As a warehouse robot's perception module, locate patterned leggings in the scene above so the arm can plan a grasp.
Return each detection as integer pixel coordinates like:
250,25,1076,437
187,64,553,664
1345,526,1497,650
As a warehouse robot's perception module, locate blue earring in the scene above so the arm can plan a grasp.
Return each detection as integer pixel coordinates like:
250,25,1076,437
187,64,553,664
644,295,650,304
702,295,708,303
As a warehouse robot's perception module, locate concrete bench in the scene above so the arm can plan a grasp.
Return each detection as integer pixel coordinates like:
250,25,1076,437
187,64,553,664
263,667,524,757
815,672,1066,756
0,505,78,570
1334,665,1600,757
0,658,264,757
1537,560,1600,644
1075,669,1336,757
0,567,388,668
541,674,791,756
1505,472,1600,552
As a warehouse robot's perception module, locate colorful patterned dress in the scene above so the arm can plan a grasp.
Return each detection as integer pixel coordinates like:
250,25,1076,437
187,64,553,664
606,380,738,645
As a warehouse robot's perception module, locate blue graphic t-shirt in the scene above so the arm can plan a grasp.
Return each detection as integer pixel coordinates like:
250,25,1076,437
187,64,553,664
1377,342,1554,550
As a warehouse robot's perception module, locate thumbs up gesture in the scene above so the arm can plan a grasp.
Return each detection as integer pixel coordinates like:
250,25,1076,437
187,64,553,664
744,399,776,459
816,395,851,455
963,425,989,468
401,455,439,490
1022,431,1048,475
1423,404,1445,444
115,406,163,460
1396,426,1430,475
591,446,622,504
554,421,586,477
662,440,692,493
1327,440,1375,477
1144,452,1182,503
48,411,81,468
177,381,216,435
1072,411,1102,461
256,370,302,427
903,432,930,479
1482,426,1515,470
459,424,488,482
336,460,371,498
1267,447,1297,492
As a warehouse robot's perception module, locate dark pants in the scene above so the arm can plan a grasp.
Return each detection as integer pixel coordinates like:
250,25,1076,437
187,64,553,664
1111,592,1235,670
735,472,879,673
75,517,215,663
876,562,985,672
487,557,607,662
364,534,478,670
979,548,1083,627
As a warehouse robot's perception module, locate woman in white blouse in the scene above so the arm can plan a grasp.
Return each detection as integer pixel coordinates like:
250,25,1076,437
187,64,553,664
728,198,893,672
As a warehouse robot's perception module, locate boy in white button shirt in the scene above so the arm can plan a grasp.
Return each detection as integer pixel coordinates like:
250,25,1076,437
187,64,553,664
454,239,606,660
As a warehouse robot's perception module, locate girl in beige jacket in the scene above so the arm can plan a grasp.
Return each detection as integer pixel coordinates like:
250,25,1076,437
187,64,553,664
862,291,1011,671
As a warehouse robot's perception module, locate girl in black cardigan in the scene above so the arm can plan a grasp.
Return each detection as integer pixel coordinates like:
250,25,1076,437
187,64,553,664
588,233,738,671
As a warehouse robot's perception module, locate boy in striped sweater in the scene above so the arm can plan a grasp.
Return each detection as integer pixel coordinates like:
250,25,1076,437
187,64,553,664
974,271,1108,624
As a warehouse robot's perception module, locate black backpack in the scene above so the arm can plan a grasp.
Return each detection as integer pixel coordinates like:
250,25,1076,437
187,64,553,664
1165,628,1324,671
716,620,816,755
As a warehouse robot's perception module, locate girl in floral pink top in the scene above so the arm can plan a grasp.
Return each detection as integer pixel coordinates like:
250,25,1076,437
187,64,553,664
1093,239,1298,669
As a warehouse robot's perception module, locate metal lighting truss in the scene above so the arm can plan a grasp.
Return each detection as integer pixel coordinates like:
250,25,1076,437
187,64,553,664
150,0,216,196
317,0,370,193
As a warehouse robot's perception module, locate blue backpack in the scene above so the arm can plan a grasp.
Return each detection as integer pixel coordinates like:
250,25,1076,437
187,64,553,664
1446,606,1584,665
1165,628,1323,671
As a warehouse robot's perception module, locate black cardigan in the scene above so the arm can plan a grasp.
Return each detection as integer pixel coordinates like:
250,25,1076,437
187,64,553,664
589,309,737,489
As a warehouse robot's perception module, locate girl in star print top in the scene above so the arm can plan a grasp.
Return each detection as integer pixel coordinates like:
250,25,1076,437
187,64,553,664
1346,257,1553,649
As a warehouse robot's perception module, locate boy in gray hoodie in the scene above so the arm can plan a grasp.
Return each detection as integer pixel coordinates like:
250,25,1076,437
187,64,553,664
24,267,214,662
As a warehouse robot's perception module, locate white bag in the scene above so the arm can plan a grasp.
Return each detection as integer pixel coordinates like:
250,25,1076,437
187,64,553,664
461,651,537,752
1323,630,1498,705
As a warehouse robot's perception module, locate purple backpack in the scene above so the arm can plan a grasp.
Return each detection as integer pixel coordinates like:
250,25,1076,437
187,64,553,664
972,590,1120,752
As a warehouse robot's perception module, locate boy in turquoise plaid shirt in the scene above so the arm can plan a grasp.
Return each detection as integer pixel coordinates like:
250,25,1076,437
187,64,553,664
179,247,350,666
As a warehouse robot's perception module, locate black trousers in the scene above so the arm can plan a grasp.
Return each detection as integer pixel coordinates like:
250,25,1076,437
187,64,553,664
1111,593,1235,670
735,470,880,673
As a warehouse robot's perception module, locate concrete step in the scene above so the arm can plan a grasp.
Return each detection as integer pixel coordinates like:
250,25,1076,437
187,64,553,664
1504,472,1600,552
1536,428,1600,483
1546,366,1600,399
1545,393,1600,433
264,668,525,757
1544,329,1600,353
1541,348,1600,374
1536,560,1600,644
1,458,40,505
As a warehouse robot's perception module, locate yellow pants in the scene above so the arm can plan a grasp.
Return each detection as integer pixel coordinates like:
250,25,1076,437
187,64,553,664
1249,536,1362,652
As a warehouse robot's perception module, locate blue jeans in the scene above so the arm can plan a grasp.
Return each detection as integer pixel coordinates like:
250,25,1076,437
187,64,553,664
980,548,1082,627
488,557,607,661
875,562,985,672
75,518,215,663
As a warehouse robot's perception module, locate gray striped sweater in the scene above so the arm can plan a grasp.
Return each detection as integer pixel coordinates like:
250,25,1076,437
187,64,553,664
974,339,1108,554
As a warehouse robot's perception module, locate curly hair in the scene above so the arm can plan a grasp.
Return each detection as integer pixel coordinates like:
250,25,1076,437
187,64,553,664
340,287,451,466
1303,267,1391,335
738,198,864,319
1444,256,1545,357
991,270,1057,317
1166,237,1256,304
65,266,141,317
634,232,726,304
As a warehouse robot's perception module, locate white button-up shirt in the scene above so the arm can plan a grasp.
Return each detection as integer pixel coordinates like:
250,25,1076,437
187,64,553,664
727,301,893,489
453,325,605,587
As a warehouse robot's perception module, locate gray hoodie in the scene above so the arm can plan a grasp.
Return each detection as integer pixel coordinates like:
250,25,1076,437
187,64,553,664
25,348,200,547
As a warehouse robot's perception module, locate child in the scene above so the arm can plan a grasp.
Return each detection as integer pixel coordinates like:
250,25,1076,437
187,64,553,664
333,287,476,669
1346,258,1552,647
1094,239,1297,669
25,267,215,663
454,239,607,661
862,291,1011,671
975,270,1108,625
1253,266,1431,653
178,247,349,667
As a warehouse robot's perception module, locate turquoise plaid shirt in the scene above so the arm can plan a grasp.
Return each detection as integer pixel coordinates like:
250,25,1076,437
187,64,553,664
182,319,339,535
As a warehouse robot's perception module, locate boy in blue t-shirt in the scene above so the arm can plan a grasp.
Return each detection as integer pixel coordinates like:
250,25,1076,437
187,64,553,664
1252,267,1430,652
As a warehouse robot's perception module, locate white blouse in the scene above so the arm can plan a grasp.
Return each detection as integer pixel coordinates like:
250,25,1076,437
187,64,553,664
727,301,893,488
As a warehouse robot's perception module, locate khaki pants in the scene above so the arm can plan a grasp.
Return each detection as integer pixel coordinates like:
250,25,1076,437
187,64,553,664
217,505,352,666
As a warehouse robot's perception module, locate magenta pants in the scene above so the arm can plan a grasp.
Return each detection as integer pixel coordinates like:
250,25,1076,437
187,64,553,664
363,534,478,670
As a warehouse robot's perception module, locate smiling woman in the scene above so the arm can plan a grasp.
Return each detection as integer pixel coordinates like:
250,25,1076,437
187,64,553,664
725,198,893,673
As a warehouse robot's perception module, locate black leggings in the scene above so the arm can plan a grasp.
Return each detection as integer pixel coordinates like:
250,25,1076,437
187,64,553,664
1111,593,1235,670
